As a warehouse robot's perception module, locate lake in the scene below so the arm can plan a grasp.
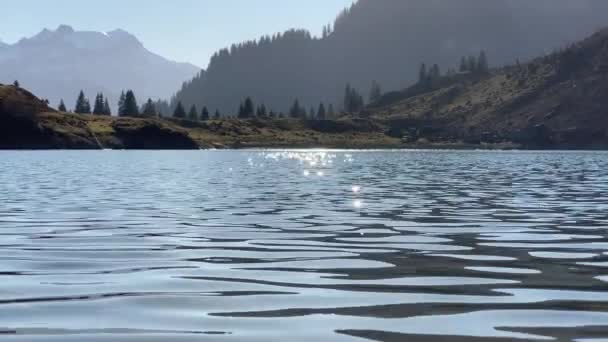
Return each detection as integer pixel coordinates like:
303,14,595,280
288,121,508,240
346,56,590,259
0,150,608,341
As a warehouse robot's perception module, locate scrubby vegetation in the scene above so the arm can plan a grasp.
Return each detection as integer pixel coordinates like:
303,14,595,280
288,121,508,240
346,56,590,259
366,29,608,149
0,83,402,149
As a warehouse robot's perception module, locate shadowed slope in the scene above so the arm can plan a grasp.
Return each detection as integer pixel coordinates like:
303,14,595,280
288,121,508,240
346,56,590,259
369,29,608,148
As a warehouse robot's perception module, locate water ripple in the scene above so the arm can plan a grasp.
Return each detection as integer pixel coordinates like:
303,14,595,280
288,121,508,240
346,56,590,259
0,150,607,341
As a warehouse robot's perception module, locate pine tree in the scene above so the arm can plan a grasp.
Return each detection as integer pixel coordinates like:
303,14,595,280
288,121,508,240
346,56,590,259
369,81,382,103
173,101,186,118
343,84,352,112
85,99,91,113
103,98,111,115
289,99,303,118
75,91,84,113
93,93,105,115
243,97,254,118
430,64,441,81
201,107,210,121
418,63,427,84
142,98,157,117
118,91,126,116
256,104,267,117
75,90,91,114
344,84,365,113
122,90,139,116
317,103,327,120
344,85,364,113
477,50,489,73
261,104,267,117
154,100,170,117
355,89,364,112
238,102,246,118
460,57,468,72
467,56,477,73
58,99,67,112
323,24,333,39
188,105,199,121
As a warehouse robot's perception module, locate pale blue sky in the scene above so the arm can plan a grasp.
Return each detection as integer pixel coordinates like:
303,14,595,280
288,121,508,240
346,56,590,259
1,0,354,67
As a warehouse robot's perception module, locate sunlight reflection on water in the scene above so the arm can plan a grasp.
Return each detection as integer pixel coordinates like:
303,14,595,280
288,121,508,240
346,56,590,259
1,150,608,341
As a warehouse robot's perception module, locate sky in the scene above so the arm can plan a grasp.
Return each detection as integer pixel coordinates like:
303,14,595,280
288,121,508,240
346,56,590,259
1,0,354,67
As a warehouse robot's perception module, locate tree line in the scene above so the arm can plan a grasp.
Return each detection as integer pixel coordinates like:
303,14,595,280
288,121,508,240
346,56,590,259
228,97,337,120
459,50,489,74
168,4,363,118
342,80,383,113
172,101,219,121
56,80,383,120
58,88,344,121
54,50,487,121
171,97,339,121
417,50,490,87
65,90,113,115
58,89,188,119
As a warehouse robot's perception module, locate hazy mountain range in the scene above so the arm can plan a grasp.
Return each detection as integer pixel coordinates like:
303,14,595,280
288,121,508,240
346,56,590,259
172,0,608,115
0,25,199,112
2,1,608,116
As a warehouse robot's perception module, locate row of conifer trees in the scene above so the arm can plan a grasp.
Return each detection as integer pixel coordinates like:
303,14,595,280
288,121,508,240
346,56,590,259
58,89,342,121
56,51,489,120
59,90,152,117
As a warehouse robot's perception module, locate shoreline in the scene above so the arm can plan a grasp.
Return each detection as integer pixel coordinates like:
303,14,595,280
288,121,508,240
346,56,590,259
3,145,608,151
3,85,608,151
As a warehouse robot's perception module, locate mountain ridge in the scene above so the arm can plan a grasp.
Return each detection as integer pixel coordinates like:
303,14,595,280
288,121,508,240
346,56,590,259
0,25,200,113
365,27,608,148
171,0,608,115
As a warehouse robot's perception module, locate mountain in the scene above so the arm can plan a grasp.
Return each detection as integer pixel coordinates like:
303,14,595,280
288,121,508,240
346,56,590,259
172,0,608,115
3,26,608,149
0,83,393,149
366,27,608,148
0,25,199,112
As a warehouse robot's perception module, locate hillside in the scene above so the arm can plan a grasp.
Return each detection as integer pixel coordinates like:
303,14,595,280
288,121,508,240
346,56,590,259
3,26,608,150
0,84,399,150
367,28,608,148
172,0,608,115
0,84,197,149
0,25,199,112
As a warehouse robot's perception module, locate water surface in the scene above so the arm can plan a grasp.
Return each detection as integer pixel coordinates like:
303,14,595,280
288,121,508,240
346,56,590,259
0,150,607,341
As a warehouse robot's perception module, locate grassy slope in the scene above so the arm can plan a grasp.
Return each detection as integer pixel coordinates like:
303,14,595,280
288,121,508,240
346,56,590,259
181,118,398,149
1,84,401,149
368,29,608,148
67,113,401,149
60,115,400,150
